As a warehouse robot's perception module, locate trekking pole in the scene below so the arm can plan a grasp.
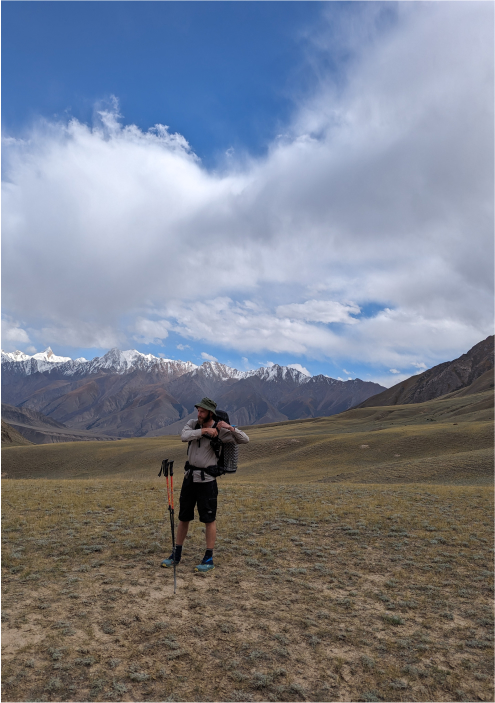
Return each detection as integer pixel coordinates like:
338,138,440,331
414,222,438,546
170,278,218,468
169,461,176,595
158,459,176,595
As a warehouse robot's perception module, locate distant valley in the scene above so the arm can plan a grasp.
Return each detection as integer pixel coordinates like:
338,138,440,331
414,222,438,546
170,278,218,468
1,348,384,442
2,336,492,444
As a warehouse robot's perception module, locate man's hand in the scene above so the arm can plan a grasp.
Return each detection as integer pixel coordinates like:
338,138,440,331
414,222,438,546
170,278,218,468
202,427,218,438
216,420,234,432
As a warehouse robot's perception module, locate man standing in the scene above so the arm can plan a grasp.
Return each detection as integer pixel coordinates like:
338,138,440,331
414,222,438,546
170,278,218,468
161,397,249,573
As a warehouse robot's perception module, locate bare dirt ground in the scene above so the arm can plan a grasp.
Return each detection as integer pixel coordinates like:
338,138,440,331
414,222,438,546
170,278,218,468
2,479,493,702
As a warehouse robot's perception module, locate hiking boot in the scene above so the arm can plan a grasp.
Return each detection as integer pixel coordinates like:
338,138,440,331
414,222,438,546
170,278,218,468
194,557,214,573
161,553,179,568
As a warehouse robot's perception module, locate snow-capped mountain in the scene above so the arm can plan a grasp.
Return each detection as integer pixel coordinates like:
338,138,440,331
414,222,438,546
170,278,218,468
1,347,311,385
250,364,311,384
190,360,248,382
83,348,198,377
2,350,32,362
1,347,197,378
2,346,74,364
1,347,75,375
2,346,386,439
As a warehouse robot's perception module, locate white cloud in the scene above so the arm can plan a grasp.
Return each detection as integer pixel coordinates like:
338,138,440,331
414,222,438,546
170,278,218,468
201,352,218,362
369,371,414,389
337,377,344,381
37,322,124,350
343,369,352,376
241,356,256,371
1,317,31,347
389,368,400,374
132,318,170,345
276,300,360,324
411,361,427,370
177,343,191,351
1,3,492,371
288,363,312,377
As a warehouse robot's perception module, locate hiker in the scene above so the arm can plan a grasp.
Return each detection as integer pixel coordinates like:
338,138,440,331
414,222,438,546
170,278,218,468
161,397,249,572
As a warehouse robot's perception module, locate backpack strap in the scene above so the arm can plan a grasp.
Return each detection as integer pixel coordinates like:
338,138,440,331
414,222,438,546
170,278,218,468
187,421,221,480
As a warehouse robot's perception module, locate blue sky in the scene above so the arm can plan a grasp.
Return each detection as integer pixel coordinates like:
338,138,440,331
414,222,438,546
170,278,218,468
3,2,332,165
2,2,493,386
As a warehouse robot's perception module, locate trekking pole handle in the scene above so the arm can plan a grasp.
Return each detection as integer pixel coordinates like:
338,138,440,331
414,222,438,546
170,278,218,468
158,459,169,477
169,460,174,477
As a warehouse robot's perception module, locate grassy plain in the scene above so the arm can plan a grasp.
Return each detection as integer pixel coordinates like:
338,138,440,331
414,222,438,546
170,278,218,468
2,389,493,484
2,390,494,702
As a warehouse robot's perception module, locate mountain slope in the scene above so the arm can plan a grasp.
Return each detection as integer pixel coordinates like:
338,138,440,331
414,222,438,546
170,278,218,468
0,403,116,444
2,403,68,430
2,385,492,483
1,348,386,439
358,335,494,408
1,420,33,446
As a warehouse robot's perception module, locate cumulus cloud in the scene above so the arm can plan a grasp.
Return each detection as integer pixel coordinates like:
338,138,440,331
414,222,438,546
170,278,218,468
1,3,493,371
288,363,312,377
276,300,360,324
201,352,218,362
163,297,340,355
1,316,31,348
132,318,170,345
389,369,400,374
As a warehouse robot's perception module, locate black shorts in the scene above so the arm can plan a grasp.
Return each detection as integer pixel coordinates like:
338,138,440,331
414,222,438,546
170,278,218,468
178,478,218,523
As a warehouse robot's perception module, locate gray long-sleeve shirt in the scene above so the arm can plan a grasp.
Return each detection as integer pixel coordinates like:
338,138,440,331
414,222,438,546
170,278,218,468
181,419,249,483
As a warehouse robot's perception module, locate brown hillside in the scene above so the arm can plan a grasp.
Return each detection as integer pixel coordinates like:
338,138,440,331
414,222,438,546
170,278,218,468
2,387,492,484
1,420,33,447
358,335,493,408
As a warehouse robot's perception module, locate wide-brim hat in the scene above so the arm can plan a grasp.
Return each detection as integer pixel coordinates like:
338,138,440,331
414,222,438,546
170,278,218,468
194,397,217,413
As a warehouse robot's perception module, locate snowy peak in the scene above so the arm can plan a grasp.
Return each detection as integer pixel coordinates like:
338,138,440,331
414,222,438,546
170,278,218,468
251,364,310,384
32,347,72,363
85,348,198,376
2,347,310,385
1,347,73,375
1,347,197,378
192,360,246,381
1,349,31,362
2,347,72,364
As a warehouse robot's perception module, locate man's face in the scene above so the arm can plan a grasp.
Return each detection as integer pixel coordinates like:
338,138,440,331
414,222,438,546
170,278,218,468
197,407,211,425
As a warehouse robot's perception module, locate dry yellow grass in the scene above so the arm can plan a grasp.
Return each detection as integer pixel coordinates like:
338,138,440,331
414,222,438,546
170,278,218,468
2,479,493,702
2,390,493,701
2,390,493,485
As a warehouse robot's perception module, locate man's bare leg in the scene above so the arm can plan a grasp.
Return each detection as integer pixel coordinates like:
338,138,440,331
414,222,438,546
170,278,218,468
205,520,216,549
176,520,190,546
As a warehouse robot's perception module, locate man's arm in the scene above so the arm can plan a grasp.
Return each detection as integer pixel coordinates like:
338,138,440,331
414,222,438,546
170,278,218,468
217,420,249,444
181,421,202,443
181,421,218,443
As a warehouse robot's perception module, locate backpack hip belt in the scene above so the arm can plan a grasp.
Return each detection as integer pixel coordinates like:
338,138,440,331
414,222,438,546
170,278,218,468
184,461,221,481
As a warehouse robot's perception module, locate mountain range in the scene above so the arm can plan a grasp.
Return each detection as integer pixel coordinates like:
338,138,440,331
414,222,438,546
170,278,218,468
1,348,384,442
3,336,492,444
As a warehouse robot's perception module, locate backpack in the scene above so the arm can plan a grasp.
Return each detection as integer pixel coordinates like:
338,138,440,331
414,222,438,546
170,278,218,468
187,409,238,477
